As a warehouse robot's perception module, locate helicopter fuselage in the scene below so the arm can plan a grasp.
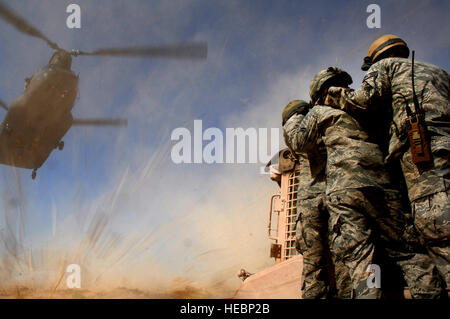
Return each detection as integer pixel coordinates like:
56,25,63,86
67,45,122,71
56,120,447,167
0,64,78,169
0,1,203,177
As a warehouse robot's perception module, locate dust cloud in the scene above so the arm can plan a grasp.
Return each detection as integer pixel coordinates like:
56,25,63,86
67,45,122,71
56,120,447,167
0,141,278,299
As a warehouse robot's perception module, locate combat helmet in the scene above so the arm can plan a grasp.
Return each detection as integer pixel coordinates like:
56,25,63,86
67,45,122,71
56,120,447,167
309,67,352,104
361,34,409,71
282,100,310,125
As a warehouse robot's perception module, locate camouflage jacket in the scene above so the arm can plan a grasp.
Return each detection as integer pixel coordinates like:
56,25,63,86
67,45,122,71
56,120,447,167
295,149,326,200
326,57,450,201
284,107,392,194
283,114,326,199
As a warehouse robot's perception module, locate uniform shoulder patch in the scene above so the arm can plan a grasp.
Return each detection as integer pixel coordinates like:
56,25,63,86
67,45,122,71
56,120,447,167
363,71,378,83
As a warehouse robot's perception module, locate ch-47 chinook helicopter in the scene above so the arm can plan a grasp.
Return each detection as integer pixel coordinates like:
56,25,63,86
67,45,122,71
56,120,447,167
0,3,207,179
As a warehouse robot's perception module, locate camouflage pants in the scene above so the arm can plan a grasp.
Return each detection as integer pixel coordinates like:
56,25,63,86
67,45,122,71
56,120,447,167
295,194,351,299
327,187,443,299
412,189,450,288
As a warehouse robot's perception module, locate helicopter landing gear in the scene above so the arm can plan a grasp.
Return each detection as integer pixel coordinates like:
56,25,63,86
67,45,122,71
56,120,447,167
31,169,37,180
56,141,64,151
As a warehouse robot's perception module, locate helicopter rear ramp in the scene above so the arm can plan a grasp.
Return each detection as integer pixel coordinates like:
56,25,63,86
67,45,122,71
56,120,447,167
234,255,303,299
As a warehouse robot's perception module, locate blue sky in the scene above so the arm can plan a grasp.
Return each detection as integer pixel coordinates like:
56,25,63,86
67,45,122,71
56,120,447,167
0,0,448,296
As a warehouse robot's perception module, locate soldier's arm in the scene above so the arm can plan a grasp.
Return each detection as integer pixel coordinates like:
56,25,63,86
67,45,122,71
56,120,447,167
325,62,392,114
283,111,319,154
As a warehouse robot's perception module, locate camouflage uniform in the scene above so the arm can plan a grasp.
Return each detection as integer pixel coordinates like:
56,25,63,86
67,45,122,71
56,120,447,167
326,57,450,287
284,105,443,298
291,140,351,299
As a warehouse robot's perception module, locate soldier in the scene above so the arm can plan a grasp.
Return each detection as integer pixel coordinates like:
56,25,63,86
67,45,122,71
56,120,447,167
282,100,351,299
284,67,444,298
325,35,450,289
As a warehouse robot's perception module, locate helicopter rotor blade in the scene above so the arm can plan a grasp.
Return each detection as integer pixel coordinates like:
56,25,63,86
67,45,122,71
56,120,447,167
73,42,207,59
0,98,8,111
0,2,59,50
72,118,128,127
